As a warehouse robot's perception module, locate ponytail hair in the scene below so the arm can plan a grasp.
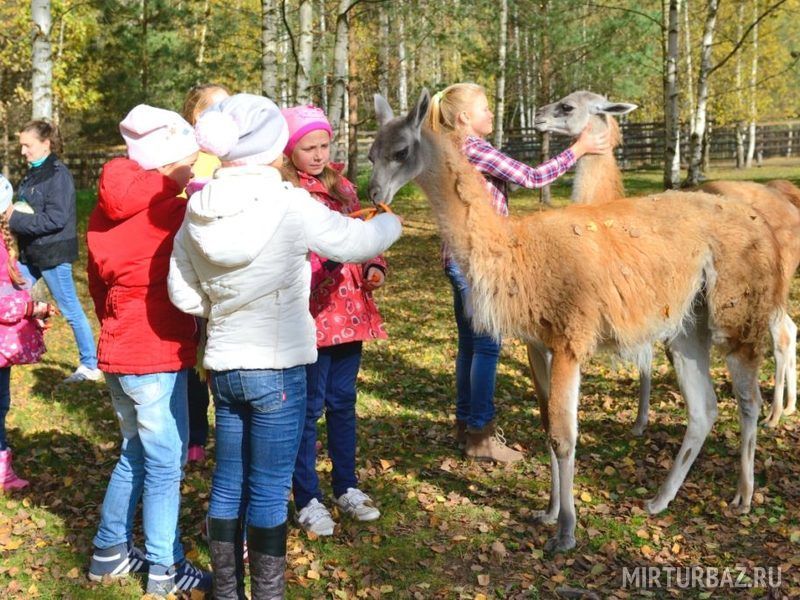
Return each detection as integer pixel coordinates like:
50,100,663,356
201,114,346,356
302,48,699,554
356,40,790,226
0,215,25,288
182,83,231,125
426,83,485,134
20,120,62,155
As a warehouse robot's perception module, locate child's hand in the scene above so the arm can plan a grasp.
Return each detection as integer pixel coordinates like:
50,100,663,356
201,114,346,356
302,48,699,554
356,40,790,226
363,266,386,291
573,124,611,157
31,301,58,320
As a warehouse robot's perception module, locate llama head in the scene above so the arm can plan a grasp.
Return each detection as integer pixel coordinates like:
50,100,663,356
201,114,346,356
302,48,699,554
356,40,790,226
367,89,431,204
534,91,637,137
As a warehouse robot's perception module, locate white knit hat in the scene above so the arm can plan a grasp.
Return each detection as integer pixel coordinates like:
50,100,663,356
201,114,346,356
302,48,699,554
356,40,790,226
0,175,12,213
119,105,200,170
194,94,288,166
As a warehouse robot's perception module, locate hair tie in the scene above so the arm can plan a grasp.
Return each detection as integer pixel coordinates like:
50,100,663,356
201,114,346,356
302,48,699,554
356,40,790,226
432,90,445,103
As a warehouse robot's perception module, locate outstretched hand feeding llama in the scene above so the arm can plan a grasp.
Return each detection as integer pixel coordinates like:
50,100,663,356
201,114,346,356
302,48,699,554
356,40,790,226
368,89,795,553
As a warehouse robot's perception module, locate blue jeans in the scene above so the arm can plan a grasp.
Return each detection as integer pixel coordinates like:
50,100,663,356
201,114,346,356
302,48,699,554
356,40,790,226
187,368,210,447
293,342,362,510
93,370,189,567
20,262,97,369
209,367,306,529
445,261,501,430
0,367,10,450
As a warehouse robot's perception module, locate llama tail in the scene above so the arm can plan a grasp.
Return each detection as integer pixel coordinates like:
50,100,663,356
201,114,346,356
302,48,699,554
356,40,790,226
765,180,800,212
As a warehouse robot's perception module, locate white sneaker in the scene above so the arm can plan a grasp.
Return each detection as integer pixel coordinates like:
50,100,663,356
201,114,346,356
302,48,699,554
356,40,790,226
63,365,104,383
335,488,381,522
297,498,336,536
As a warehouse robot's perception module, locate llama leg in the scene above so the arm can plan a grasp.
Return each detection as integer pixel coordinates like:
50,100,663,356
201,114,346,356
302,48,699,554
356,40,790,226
647,315,717,515
543,350,580,553
631,345,654,437
726,348,762,514
526,342,559,525
764,315,788,428
784,315,797,416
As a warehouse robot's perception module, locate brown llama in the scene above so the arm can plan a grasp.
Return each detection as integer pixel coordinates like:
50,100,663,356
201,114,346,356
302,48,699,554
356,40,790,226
536,90,800,431
367,89,795,553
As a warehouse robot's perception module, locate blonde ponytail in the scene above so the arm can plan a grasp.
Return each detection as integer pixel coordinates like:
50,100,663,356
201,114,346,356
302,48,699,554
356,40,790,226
425,83,485,134
0,215,25,288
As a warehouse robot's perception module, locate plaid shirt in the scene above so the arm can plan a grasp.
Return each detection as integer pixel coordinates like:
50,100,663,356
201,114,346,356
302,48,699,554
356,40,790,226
442,137,577,266
463,135,577,216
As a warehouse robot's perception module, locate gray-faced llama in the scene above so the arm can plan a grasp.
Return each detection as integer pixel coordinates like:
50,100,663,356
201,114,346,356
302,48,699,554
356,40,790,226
367,89,796,553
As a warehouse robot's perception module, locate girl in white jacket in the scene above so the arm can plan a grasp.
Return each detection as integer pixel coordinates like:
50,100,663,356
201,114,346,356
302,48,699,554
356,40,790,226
168,94,402,600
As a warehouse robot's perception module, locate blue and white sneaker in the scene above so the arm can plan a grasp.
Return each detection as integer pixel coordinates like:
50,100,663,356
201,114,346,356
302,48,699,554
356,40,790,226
146,559,212,596
88,542,148,581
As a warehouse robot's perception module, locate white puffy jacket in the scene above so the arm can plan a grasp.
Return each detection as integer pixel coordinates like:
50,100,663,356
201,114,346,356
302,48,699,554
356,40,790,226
168,165,402,371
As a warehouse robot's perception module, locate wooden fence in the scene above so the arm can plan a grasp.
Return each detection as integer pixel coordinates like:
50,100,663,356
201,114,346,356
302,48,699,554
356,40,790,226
4,121,798,190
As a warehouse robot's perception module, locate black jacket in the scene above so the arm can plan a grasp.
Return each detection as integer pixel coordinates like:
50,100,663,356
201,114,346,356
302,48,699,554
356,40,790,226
11,154,79,268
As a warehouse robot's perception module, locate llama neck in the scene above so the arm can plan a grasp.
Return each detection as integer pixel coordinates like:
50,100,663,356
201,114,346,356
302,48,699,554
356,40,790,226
571,116,624,204
414,130,512,269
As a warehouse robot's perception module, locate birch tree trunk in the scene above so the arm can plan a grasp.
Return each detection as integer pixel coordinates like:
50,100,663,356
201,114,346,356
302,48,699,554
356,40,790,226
295,0,314,104
538,0,552,205
346,21,359,183
31,0,53,120
686,0,718,187
513,6,525,129
261,0,279,99
319,0,329,111
378,3,389,99
197,0,210,67
734,1,745,168
493,0,508,148
746,0,759,167
141,0,149,101
329,0,355,151
663,0,682,189
683,0,695,135
397,0,408,113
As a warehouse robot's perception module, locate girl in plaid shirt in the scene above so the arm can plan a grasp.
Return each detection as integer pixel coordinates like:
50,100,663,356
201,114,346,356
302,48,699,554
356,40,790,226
428,82,609,463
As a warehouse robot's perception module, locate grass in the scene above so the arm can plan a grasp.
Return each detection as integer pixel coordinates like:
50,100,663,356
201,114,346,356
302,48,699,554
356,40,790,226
1,161,800,599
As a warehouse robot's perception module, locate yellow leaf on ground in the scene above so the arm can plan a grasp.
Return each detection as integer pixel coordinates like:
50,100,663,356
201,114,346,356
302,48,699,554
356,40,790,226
307,569,320,580
580,492,592,503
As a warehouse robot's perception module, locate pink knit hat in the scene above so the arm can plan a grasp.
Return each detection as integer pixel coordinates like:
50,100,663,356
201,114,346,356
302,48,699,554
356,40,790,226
119,105,199,170
281,105,333,156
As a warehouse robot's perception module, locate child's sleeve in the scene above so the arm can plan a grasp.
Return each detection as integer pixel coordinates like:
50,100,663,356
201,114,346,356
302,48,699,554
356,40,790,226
298,190,402,265
87,247,109,322
344,184,388,276
0,290,33,324
168,226,211,318
464,137,577,190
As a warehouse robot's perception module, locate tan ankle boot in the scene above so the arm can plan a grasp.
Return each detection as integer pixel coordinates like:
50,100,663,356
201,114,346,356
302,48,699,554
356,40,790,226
464,421,523,463
455,419,467,450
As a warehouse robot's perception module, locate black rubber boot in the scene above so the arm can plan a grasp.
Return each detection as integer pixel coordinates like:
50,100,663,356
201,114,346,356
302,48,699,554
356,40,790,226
247,522,287,600
207,517,247,600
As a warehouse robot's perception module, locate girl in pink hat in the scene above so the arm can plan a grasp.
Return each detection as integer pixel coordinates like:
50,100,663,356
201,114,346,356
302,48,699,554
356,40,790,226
282,105,387,537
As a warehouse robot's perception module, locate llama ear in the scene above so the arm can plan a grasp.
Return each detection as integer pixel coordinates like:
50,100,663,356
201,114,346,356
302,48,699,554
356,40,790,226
591,101,638,116
374,94,395,126
407,89,431,130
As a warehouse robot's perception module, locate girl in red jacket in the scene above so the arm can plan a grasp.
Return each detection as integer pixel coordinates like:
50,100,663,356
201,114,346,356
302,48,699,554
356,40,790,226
281,106,387,537
86,105,211,598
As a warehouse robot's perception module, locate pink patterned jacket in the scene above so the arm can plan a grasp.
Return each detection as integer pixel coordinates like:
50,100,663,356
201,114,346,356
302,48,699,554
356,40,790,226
0,241,46,368
298,169,389,349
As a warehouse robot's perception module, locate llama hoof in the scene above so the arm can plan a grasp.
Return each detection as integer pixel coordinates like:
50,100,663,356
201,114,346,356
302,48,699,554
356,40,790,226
530,510,558,526
630,422,647,437
645,497,669,515
730,493,751,515
761,415,780,429
544,534,576,554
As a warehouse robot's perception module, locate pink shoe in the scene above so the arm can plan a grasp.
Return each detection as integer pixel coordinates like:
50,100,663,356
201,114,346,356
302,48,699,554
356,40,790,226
0,449,29,491
187,445,206,463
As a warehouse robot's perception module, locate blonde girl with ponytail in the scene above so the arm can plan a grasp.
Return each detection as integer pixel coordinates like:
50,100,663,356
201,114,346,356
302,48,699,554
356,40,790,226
430,83,609,463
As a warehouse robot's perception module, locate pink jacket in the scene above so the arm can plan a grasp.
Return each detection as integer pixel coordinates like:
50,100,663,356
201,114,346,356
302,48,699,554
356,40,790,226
299,170,389,348
0,242,46,368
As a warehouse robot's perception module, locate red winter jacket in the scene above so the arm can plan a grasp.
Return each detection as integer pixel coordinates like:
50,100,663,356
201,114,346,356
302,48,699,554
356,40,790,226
299,170,389,348
87,158,197,374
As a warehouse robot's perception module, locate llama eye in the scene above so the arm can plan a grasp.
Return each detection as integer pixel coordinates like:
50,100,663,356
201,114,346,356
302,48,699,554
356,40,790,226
393,148,409,162
560,104,574,113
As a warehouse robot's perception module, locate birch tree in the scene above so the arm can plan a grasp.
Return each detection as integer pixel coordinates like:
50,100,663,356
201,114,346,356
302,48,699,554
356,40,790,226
397,0,408,113
493,0,508,148
663,0,682,189
295,0,314,104
686,0,718,187
318,0,329,111
261,0,279,99
746,0,759,167
31,0,53,120
378,2,389,99
328,0,356,135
